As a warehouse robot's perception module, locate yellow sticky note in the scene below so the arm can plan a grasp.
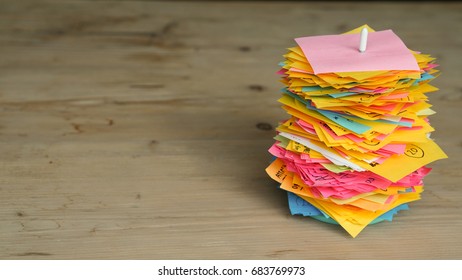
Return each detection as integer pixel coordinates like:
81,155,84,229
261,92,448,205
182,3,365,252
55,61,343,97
354,140,448,182
335,70,389,81
299,188,422,238
343,24,375,34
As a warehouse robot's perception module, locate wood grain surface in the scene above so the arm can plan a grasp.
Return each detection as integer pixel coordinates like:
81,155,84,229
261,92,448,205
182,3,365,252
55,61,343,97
0,0,461,259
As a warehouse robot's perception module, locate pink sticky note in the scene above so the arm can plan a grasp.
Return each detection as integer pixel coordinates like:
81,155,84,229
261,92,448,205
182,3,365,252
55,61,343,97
380,143,406,154
295,30,420,74
268,143,286,158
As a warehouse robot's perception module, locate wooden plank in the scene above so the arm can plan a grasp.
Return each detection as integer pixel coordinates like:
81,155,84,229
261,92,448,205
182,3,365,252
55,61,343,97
0,0,461,259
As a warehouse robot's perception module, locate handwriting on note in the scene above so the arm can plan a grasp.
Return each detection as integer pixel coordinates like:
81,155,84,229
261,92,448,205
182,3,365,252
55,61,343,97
404,144,424,158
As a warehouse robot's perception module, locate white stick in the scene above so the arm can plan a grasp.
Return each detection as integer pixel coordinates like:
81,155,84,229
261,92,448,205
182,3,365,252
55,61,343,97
359,27,368,53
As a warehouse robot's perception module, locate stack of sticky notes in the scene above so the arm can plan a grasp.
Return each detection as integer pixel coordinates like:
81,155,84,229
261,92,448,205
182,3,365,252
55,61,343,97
266,25,447,237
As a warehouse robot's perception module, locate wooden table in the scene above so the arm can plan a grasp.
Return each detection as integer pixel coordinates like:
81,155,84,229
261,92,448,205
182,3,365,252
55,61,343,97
1,0,461,259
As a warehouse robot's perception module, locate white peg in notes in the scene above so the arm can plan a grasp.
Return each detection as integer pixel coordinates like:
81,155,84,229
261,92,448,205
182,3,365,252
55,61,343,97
359,27,368,53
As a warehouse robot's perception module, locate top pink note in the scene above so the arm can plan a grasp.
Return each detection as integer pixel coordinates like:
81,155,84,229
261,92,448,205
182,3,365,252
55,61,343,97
295,30,420,74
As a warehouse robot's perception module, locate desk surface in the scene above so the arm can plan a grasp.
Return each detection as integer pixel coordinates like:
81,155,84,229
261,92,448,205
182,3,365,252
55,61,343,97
1,0,461,259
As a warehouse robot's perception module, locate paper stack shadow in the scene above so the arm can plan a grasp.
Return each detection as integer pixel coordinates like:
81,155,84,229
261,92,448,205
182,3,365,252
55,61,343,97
265,25,447,238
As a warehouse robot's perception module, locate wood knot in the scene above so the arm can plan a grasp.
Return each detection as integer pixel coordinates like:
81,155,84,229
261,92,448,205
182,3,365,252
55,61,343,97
249,85,265,92
239,46,251,52
256,122,273,131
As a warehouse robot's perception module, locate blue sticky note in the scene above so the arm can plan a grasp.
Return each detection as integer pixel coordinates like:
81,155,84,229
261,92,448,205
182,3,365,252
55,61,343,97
376,204,409,221
283,91,372,134
287,189,410,225
315,109,371,134
284,90,305,102
328,92,358,98
399,187,414,194
283,90,412,132
413,73,434,85
301,86,325,92
374,118,413,127
287,192,322,216
311,203,410,225
281,87,293,95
